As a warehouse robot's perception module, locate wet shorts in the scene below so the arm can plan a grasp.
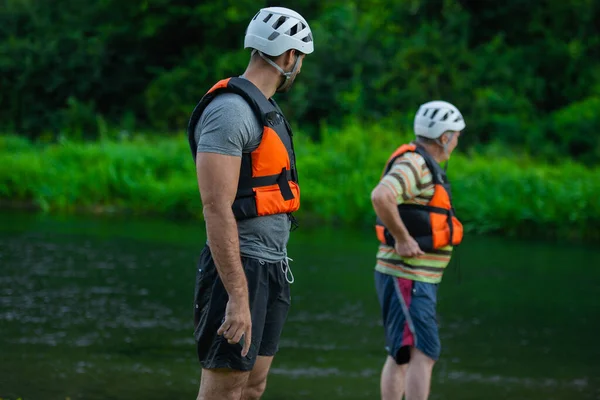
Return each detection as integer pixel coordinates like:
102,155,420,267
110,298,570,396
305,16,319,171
193,245,291,371
375,271,441,364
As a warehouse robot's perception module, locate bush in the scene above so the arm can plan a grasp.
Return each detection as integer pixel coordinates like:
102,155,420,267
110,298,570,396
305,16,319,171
548,97,600,164
1,123,599,242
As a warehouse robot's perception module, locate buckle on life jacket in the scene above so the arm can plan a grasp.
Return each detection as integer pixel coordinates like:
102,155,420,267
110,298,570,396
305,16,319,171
265,111,284,127
277,167,294,201
288,213,299,231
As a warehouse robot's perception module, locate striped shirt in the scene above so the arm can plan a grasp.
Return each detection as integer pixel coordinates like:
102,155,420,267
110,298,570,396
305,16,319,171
375,151,453,283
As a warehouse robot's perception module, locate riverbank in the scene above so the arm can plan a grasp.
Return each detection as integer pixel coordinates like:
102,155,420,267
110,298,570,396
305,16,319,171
2,124,599,242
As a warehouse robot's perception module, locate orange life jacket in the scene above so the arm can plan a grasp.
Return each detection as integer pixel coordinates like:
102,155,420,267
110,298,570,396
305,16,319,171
375,144,463,251
187,77,300,220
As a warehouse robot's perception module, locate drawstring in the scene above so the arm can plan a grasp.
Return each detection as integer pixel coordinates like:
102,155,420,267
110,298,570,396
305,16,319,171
281,256,295,284
259,255,295,284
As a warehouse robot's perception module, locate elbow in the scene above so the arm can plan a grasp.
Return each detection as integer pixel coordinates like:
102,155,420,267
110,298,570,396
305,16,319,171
202,200,233,220
371,185,395,212
370,189,379,208
371,186,386,209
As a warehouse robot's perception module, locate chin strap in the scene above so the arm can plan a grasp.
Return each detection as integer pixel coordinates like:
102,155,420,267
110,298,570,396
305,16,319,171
253,49,302,90
436,132,456,159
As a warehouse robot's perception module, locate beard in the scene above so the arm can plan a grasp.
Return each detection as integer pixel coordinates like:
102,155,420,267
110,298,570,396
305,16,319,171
276,73,298,94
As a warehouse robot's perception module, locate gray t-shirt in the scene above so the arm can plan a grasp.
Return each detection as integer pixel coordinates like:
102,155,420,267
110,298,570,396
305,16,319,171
195,92,291,263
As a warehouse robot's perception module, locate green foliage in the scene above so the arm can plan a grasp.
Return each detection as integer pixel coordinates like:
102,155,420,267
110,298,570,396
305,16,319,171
1,0,600,161
0,134,200,217
548,97,600,164
2,125,599,242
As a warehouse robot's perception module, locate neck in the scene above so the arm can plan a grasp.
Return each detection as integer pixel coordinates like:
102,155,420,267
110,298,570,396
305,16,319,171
417,141,447,164
242,62,281,99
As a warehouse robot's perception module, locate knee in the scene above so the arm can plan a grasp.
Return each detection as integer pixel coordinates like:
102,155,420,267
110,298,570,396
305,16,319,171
243,378,267,400
410,347,436,368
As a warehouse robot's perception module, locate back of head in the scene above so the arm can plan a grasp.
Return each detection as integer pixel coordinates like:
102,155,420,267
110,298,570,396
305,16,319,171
244,7,314,57
414,101,466,139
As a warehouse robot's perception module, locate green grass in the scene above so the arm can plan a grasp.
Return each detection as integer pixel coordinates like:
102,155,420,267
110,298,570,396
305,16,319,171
1,123,599,242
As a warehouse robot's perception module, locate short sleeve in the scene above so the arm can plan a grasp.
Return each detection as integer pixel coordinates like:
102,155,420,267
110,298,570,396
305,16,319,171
194,93,263,156
379,153,428,203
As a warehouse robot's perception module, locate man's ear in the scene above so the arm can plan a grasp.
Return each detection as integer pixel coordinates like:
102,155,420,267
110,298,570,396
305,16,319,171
440,132,449,145
285,49,297,67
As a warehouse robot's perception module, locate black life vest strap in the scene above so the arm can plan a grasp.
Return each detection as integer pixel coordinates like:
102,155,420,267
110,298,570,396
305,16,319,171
236,168,294,201
449,207,456,245
399,201,457,245
398,203,453,216
413,146,456,244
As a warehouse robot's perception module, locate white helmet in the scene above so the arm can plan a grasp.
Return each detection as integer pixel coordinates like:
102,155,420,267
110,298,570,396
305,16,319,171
414,101,466,139
244,7,314,57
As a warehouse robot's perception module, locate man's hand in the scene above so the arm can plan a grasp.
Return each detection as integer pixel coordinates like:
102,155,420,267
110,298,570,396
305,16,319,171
372,183,422,257
394,235,424,258
217,295,252,357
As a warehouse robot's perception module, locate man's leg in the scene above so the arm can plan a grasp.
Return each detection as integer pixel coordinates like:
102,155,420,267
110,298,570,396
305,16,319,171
241,356,274,400
375,272,415,400
197,368,250,400
404,347,435,400
239,259,291,399
403,279,440,400
381,355,408,400
194,251,269,400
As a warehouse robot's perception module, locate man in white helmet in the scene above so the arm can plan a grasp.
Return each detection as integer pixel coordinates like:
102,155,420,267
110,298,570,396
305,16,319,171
370,101,466,400
186,7,313,400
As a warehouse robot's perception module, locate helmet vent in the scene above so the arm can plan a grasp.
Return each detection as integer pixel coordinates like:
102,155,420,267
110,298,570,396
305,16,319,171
302,32,313,43
273,15,287,29
440,111,453,121
289,23,300,35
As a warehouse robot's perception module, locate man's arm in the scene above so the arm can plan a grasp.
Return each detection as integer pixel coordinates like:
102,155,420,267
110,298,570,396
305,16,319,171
371,183,411,241
196,152,251,356
371,157,425,257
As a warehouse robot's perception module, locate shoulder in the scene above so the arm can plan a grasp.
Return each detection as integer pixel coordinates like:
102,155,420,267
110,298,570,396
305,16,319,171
201,93,256,120
386,151,433,188
195,92,263,156
392,151,428,173
197,92,263,134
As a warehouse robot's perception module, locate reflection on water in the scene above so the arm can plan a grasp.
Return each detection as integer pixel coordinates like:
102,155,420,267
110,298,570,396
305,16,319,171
0,212,598,400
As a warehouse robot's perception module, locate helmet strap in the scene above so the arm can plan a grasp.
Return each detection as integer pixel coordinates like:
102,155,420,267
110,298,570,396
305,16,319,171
254,50,301,91
437,132,456,156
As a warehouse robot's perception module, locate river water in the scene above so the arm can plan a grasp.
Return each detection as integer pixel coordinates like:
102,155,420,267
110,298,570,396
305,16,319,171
0,212,598,399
